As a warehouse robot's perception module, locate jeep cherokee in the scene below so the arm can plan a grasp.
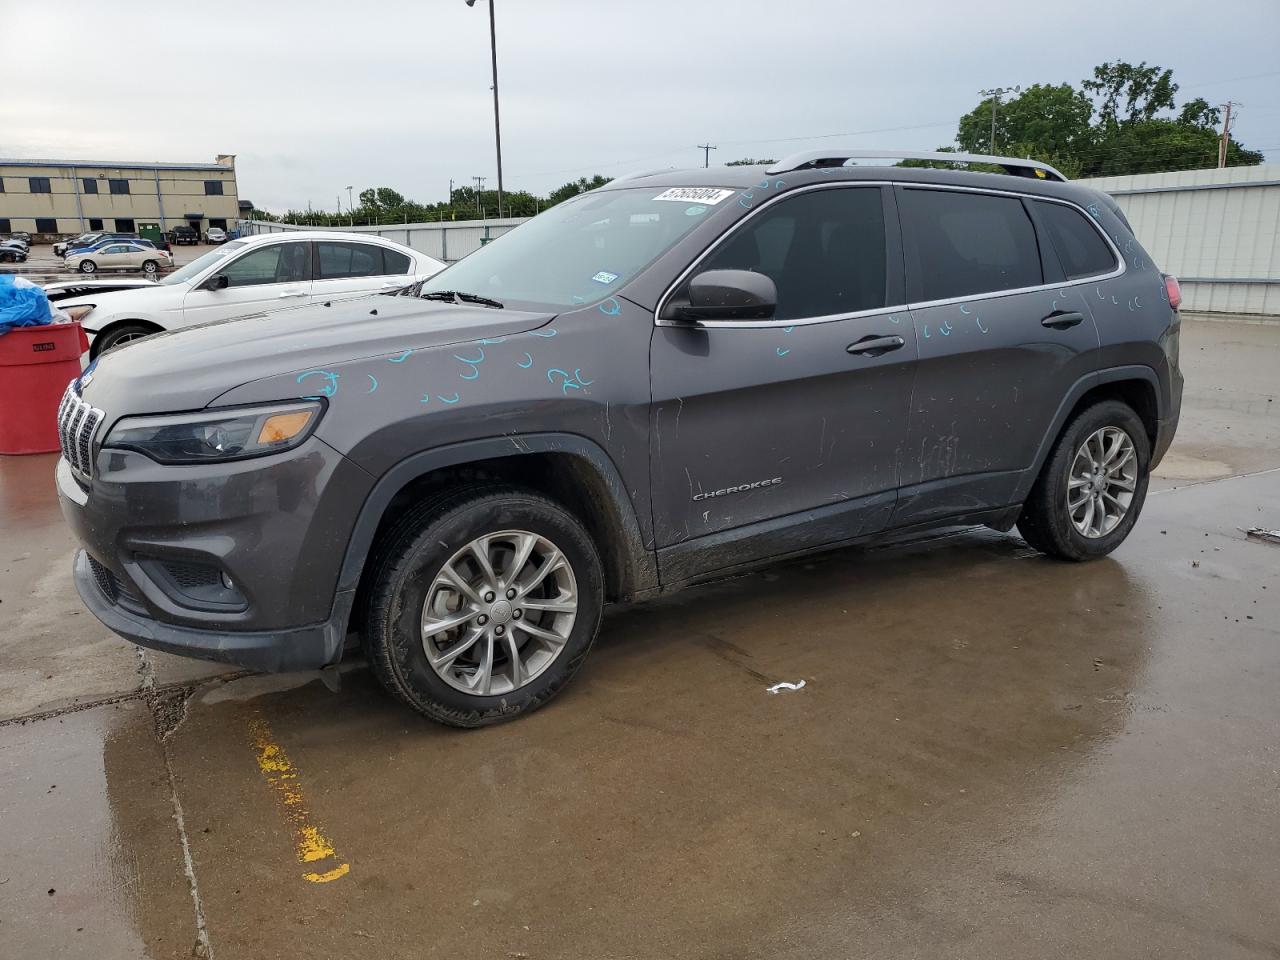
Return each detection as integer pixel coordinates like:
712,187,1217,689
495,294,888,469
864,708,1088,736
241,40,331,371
56,149,1183,726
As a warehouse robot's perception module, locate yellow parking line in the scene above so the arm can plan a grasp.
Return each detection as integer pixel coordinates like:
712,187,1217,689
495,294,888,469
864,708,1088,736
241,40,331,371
247,715,350,883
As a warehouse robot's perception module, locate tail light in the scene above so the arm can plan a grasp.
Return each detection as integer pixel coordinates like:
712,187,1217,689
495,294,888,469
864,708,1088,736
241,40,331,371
1164,275,1182,311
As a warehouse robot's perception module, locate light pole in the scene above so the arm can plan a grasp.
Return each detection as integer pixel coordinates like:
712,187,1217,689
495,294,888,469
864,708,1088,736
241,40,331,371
978,86,1020,153
466,0,504,218
346,185,354,224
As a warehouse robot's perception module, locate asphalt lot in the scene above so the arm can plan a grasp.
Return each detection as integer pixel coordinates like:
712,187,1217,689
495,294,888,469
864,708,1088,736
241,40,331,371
1,317,1278,959
2,242,215,284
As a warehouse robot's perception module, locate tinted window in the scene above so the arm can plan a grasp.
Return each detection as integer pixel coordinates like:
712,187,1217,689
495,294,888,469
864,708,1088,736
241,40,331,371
35,218,57,233
696,187,887,320
88,218,103,230
0,219,11,233
1034,200,1116,280
901,189,1042,301
30,177,51,193
383,248,412,275
82,178,98,194
220,242,311,288
317,242,385,280
109,179,130,195
114,218,135,232
204,180,224,196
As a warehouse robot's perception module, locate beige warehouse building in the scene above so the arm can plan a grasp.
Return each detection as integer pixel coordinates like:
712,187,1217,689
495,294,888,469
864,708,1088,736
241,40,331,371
0,154,240,241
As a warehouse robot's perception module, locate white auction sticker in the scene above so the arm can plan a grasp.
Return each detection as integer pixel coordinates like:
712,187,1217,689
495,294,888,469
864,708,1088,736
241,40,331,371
652,187,735,205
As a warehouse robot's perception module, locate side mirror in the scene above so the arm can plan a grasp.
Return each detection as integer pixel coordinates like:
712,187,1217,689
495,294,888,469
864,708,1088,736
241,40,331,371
664,269,776,322
205,273,229,291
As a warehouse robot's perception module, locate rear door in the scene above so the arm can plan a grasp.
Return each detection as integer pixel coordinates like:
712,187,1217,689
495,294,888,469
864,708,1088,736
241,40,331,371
310,240,414,305
180,239,313,327
893,185,1104,527
649,184,918,582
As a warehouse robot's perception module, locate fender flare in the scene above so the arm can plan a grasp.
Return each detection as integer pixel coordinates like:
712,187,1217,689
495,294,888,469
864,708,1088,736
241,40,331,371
333,432,658,605
1011,364,1163,503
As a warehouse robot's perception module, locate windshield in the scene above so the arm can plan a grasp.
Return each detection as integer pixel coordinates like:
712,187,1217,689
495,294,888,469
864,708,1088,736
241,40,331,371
160,241,247,285
419,186,728,308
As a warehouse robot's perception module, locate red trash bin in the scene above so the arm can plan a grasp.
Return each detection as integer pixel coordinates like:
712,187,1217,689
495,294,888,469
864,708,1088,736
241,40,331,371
0,323,90,455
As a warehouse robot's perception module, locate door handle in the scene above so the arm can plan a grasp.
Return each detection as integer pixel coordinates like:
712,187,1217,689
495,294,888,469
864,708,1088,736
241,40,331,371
1041,310,1084,330
847,334,906,357
277,289,307,298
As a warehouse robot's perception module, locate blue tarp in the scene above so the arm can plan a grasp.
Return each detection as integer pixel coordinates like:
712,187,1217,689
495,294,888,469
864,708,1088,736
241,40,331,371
0,276,52,336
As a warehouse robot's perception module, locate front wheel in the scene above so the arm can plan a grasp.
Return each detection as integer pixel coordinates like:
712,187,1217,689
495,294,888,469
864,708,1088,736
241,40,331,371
79,260,97,274
142,259,159,275
1017,400,1151,561
91,323,157,358
364,486,604,727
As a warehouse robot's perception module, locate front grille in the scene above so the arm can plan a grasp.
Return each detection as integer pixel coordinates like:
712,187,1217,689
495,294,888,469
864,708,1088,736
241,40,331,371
57,382,105,477
161,559,224,590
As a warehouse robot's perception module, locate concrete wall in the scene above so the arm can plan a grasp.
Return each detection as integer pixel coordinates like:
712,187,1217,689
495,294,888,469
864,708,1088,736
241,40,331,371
240,217,525,263
1079,164,1280,316
0,156,240,237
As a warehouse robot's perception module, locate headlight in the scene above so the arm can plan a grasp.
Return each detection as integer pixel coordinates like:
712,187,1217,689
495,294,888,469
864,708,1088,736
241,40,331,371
104,401,323,464
62,304,95,323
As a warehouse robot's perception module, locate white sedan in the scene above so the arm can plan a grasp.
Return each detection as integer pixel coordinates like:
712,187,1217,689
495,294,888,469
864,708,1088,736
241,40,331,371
65,242,173,276
49,231,444,357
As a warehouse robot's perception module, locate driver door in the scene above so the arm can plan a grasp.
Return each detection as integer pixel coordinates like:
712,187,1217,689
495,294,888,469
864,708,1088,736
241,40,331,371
181,240,313,326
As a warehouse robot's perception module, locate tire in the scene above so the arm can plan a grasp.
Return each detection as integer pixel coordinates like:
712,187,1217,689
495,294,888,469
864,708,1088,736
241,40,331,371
0,253,11,263
92,323,157,358
1017,399,1151,561
79,260,97,274
142,259,159,275
364,485,604,727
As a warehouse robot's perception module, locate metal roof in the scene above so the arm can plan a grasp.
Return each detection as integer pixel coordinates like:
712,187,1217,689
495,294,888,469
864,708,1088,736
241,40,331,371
0,157,232,172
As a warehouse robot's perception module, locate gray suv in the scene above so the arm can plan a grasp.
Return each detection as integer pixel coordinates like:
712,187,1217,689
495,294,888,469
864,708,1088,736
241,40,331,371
56,150,1183,726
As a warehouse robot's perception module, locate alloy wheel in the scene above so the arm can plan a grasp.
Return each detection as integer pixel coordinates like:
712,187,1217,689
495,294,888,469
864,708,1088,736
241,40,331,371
420,530,578,696
1067,426,1137,538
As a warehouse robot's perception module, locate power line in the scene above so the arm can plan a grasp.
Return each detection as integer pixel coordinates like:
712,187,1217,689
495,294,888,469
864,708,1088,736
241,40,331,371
697,143,717,167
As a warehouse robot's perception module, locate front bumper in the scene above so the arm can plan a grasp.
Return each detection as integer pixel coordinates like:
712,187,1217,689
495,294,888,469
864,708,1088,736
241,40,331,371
73,550,351,672
56,432,373,671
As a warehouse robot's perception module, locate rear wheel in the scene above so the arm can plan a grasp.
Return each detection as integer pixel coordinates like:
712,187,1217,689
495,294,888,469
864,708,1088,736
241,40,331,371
1017,400,1151,560
364,486,604,726
79,260,97,274
142,259,159,275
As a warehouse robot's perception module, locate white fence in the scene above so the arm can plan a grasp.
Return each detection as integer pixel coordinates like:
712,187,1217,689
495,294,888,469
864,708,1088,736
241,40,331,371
239,217,528,263
243,163,1280,317
1079,164,1280,317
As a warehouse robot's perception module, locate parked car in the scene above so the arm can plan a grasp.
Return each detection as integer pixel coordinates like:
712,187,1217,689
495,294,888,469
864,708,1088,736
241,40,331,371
49,231,442,357
206,227,228,244
170,225,199,245
65,241,172,275
55,233,100,256
56,151,1183,726
0,240,28,263
63,233,143,256
5,231,32,246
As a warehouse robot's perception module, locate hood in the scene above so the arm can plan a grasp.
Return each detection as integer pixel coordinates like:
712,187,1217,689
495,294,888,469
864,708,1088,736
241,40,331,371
79,294,555,416
43,278,160,301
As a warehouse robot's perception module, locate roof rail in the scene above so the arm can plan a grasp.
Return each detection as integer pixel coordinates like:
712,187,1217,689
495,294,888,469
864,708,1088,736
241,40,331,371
765,149,1067,182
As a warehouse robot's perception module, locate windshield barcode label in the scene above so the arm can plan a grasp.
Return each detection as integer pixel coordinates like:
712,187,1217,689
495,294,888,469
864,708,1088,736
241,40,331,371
652,187,735,205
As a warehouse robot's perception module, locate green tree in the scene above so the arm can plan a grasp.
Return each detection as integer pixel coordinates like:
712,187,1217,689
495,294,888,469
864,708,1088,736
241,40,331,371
725,157,776,166
1083,61,1178,127
957,84,1094,157
546,174,613,206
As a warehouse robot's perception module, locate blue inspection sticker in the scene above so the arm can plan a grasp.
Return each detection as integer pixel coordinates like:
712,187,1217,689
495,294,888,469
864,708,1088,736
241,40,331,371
591,271,619,285
685,205,707,216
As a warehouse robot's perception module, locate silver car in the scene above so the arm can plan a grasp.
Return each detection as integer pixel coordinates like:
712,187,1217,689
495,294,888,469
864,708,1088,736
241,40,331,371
65,242,174,275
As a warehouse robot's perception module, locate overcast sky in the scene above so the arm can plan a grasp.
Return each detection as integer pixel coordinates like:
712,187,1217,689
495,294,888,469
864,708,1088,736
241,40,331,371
3,0,1278,212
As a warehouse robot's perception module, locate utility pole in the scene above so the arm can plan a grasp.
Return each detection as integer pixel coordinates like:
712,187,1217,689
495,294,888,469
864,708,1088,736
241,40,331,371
473,176,486,216
978,86,1020,153
1218,101,1237,168
449,178,454,207
697,143,717,168
465,0,504,218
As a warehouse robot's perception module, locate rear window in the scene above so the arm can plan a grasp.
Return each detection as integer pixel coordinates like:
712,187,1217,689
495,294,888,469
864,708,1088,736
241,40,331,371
900,188,1043,301
1034,200,1117,280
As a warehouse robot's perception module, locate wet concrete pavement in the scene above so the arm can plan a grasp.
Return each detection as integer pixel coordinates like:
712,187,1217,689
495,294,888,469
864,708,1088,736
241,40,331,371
2,318,1278,959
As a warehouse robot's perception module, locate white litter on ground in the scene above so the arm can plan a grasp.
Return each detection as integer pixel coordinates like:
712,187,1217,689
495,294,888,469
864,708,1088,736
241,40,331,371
767,680,806,694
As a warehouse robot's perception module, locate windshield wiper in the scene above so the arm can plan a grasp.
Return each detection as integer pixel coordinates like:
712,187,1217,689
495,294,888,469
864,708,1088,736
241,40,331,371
421,290,504,309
